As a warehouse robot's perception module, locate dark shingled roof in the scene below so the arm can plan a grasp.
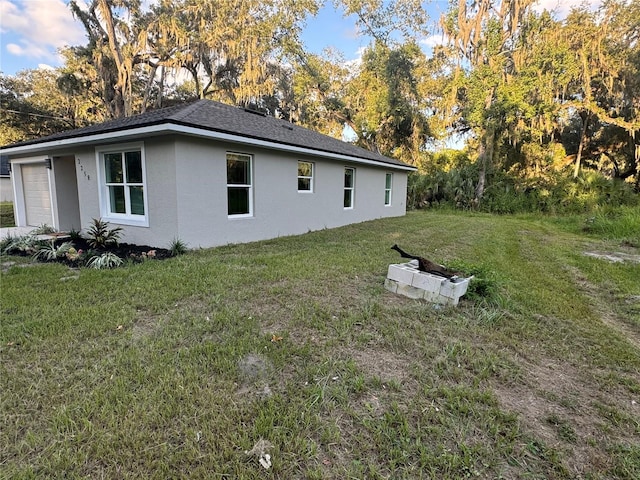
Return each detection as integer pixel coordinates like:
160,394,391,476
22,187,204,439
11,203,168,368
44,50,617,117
3,99,412,169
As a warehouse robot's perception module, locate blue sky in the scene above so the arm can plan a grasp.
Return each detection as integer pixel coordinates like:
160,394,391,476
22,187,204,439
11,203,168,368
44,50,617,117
0,0,392,76
0,0,598,76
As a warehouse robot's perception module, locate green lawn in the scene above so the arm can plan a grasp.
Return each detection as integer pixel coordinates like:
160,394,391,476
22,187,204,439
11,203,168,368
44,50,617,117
0,202,15,227
1,210,639,479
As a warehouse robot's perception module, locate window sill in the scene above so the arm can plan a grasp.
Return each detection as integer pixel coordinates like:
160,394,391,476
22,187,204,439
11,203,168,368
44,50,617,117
102,215,149,227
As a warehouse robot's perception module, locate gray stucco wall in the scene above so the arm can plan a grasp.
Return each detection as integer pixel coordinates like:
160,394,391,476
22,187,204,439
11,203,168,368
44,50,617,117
74,137,178,246
53,156,81,231
171,137,407,248
74,146,100,232
74,136,408,249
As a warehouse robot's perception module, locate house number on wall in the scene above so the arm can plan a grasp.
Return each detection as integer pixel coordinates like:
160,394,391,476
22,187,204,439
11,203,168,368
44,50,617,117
77,158,90,181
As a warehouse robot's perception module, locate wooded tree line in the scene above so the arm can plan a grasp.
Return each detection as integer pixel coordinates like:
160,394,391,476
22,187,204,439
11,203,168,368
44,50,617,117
1,0,638,210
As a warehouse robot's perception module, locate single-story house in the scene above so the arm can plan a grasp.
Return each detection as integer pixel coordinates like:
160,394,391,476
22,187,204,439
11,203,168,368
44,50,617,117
0,155,13,203
0,99,416,248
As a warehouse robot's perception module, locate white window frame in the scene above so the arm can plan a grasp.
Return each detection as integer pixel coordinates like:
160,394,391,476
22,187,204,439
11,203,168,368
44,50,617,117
297,160,314,193
344,167,355,209
227,152,253,218
96,142,148,227
385,172,393,206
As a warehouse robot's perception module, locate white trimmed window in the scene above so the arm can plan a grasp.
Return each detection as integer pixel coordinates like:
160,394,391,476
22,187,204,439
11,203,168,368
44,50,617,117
227,152,253,217
298,161,314,192
97,143,148,226
385,173,393,206
344,167,355,209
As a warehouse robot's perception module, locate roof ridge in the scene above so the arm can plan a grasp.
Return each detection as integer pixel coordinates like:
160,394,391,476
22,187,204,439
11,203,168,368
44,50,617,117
167,99,209,121
1,98,414,169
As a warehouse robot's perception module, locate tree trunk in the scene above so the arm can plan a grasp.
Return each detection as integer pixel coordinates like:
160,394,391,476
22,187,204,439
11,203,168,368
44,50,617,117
475,126,494,207
155,66,166,109
141,63,158,113
475,87,496,207
97,0,128,118
635,131,640,191
574,111,589,177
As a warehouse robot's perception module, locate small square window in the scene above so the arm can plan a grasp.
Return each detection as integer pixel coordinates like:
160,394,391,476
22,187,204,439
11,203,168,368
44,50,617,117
298,161,313,192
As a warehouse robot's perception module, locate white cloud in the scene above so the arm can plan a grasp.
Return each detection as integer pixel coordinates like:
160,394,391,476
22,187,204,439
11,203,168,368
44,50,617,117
1,0,86,61
420,34,445,48
533,0,602,19
7,41,49,58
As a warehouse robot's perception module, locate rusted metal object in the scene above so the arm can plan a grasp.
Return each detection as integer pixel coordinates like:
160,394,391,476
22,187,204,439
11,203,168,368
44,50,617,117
390,244,458,278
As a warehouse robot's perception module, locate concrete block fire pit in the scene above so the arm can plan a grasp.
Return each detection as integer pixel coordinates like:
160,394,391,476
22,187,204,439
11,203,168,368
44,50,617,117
384,260,472,306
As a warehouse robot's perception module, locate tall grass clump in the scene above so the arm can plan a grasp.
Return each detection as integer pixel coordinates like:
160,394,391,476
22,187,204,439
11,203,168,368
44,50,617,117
583,205,640,245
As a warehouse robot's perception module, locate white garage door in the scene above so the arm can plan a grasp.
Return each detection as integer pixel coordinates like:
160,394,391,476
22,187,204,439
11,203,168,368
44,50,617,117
22,163,52,226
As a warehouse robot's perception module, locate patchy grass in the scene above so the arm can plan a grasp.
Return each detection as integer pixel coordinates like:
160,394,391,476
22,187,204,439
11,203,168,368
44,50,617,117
0,202,14,227
1,210,639,479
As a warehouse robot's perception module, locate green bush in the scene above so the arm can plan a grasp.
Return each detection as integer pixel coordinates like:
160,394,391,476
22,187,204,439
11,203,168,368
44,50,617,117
410,160,638,215
407,164,478,210
1,234,43,255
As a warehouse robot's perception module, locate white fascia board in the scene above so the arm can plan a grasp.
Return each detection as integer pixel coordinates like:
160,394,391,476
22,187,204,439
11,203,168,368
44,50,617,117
0,123,417,171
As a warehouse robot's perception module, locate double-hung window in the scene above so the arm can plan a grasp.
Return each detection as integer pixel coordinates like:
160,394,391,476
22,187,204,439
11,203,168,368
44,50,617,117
344,167,355,209
227,152,253,216
298,161,314,192
385,173,393,206
98,143,147,226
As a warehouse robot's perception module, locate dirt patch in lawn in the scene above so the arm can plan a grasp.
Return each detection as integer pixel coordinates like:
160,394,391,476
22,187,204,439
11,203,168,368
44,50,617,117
347,348,413,386
567,265,640,350
492,359,619,477
132,310,163,341
583,251,640,264
236,353,275,399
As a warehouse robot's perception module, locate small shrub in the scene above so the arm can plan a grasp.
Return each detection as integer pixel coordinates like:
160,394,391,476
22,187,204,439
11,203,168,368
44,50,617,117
32,240,73,262
448,261,500,303
87,252,123,269
0,234,15,254
32,224,56,235
141,250,157,260
86,218,123,250
3,234,42,255
68,228,83,242
168,237,188,256
65,247,84,262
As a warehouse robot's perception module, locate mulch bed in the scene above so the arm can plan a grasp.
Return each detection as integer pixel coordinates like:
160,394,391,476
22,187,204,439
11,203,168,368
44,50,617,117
5,236,173,267
73,238,173,261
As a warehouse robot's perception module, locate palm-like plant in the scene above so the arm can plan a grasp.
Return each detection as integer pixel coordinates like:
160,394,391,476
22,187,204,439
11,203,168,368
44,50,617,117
32,240,73,261
87,252,123,269
86,219,123,249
